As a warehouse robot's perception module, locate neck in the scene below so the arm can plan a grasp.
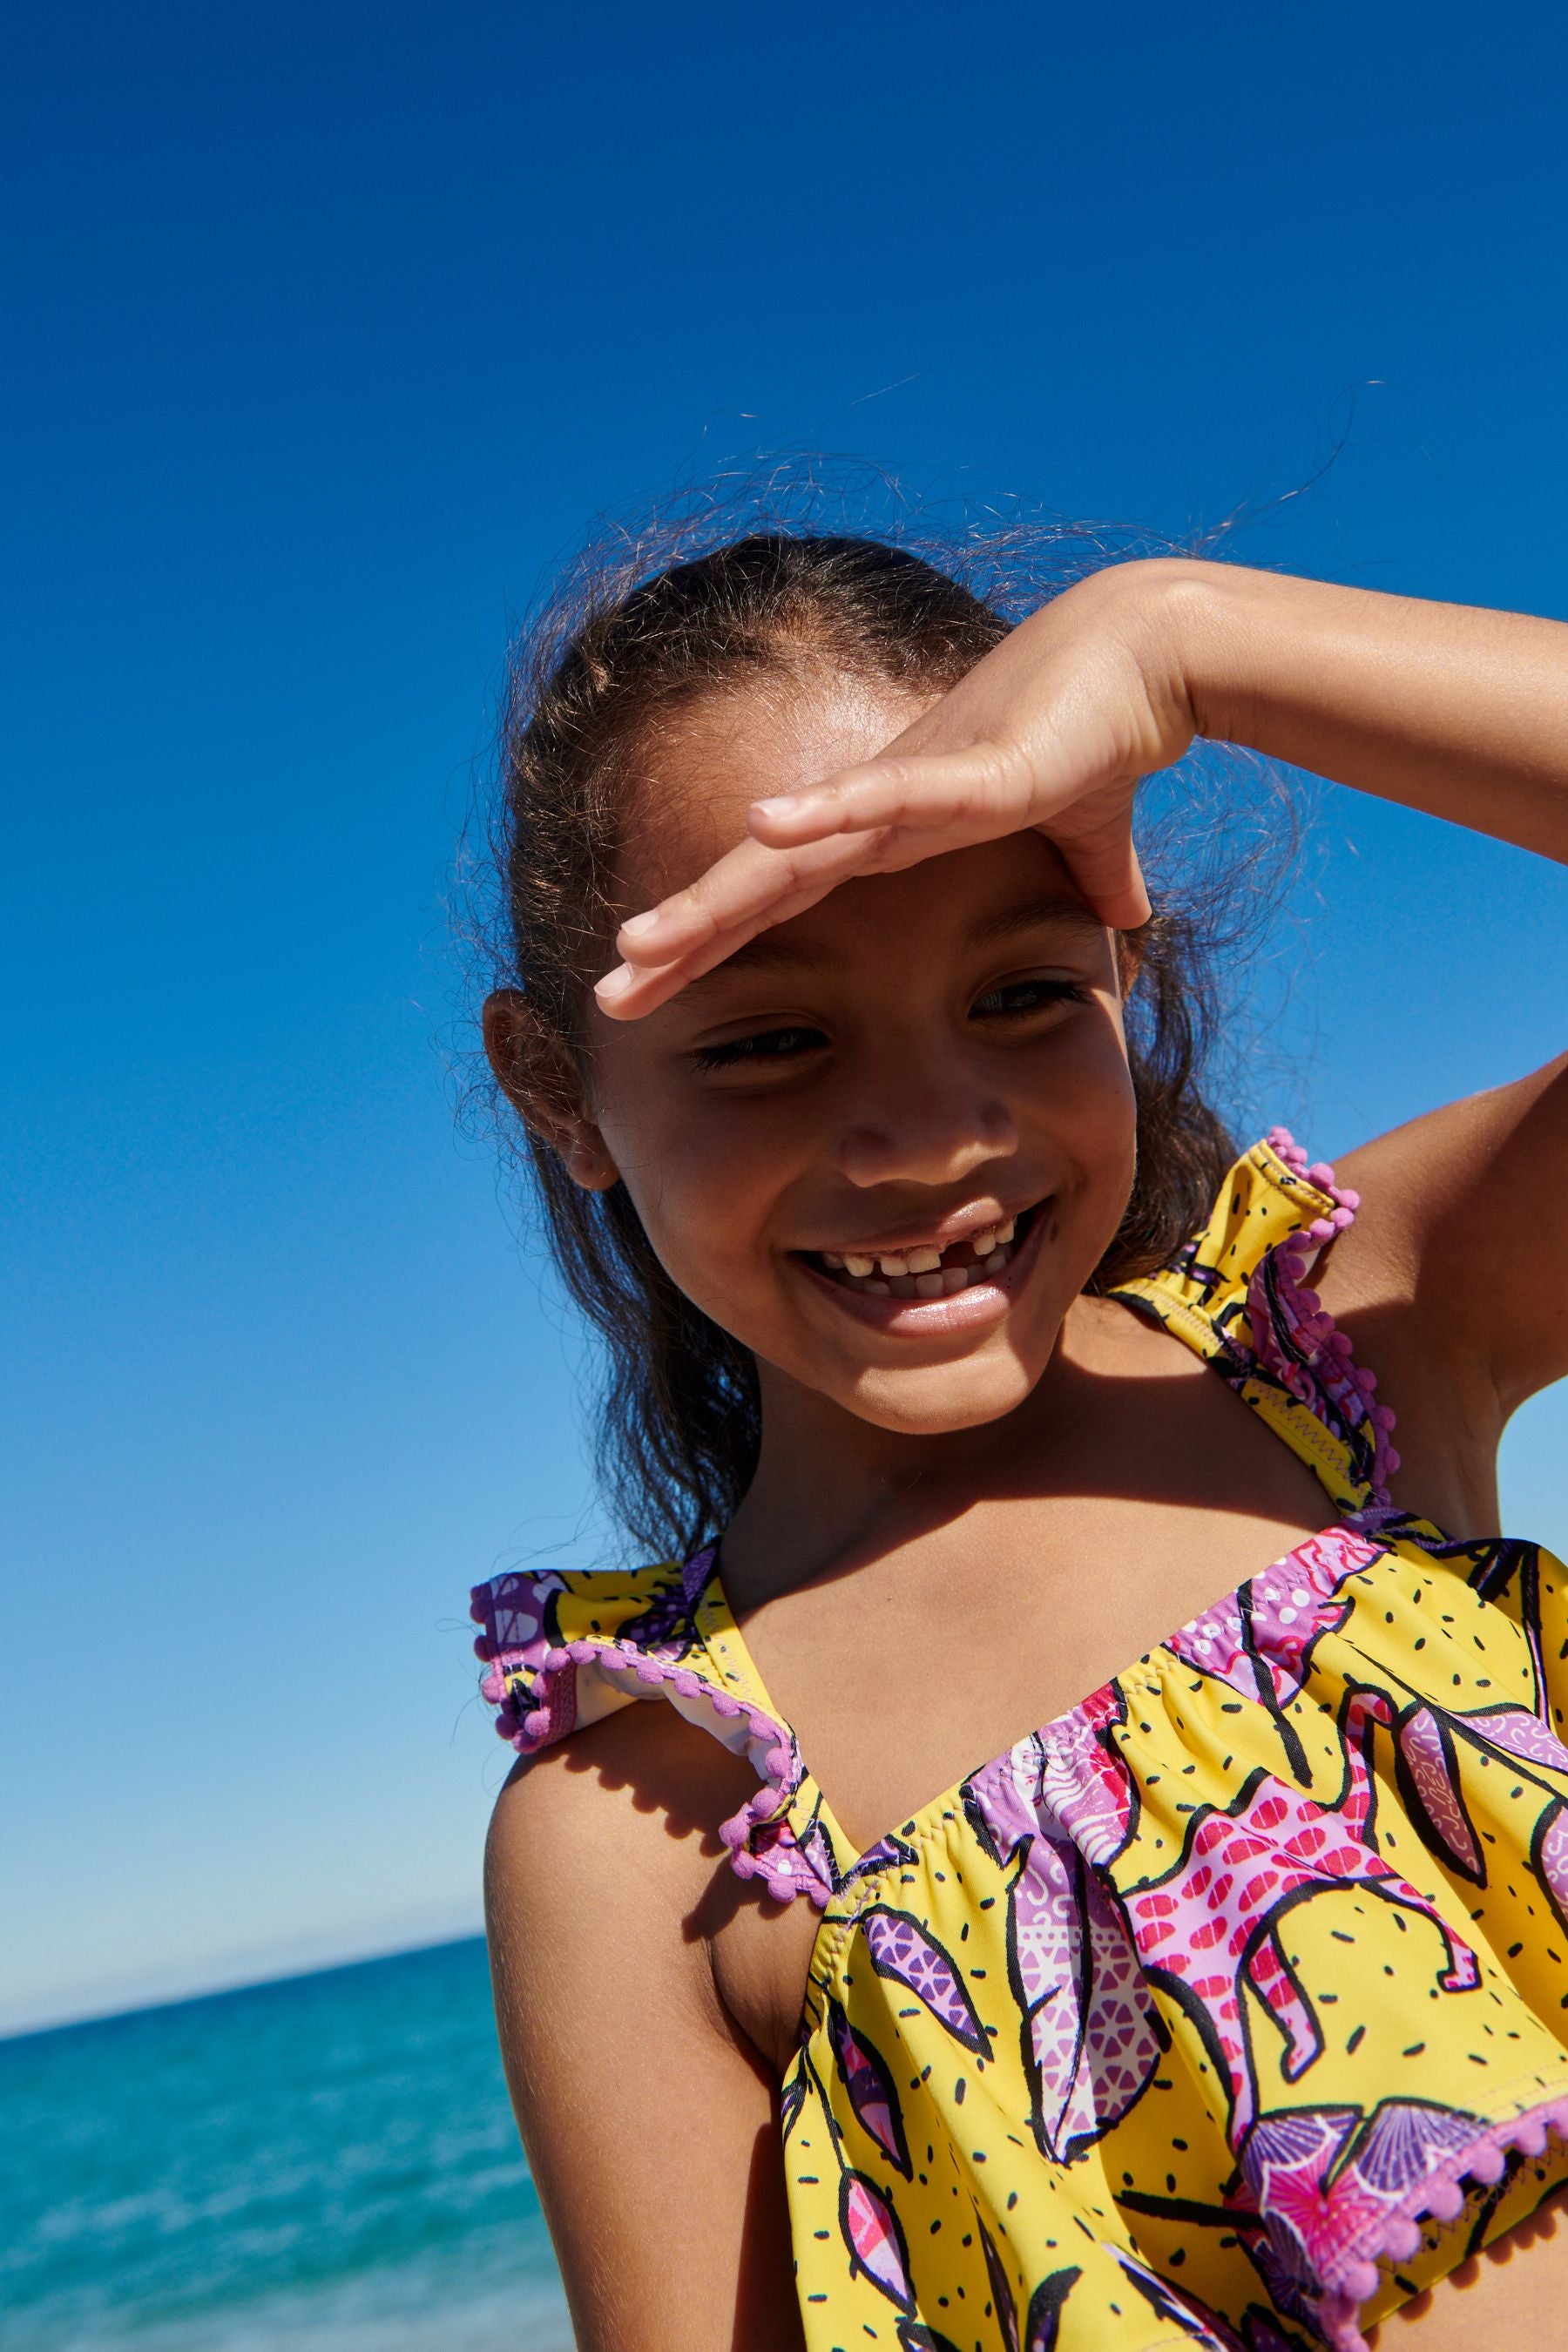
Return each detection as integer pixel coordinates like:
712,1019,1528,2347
719,1301,1107,1612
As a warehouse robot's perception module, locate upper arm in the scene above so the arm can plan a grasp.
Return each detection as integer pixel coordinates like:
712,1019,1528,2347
483,1705,805,2352
1331,1052,1568,1426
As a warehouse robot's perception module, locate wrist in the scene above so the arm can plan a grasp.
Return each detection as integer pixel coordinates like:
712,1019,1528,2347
1110,558,1256,739
1058,554,1232,746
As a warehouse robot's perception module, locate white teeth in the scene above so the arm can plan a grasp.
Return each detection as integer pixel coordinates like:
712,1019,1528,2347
826,1209,1030,1301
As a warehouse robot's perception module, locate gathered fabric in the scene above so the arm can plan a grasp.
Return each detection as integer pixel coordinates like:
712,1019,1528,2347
472,1133,1568,2349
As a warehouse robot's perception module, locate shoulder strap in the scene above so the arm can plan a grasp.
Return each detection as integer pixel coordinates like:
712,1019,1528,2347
470,1549,839,1908
1111,1127,1400,1516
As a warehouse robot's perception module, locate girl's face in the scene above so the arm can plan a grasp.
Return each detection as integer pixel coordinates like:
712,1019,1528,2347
568,673,1138,1438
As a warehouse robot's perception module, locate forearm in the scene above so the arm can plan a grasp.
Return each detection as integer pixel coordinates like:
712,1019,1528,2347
1155,559,1568,862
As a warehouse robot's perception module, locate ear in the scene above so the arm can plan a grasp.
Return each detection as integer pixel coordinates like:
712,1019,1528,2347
483,989,620,1193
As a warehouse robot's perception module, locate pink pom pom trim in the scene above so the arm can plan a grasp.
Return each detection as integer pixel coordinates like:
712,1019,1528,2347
1257,1128,1402,1504
1312,2091,1568,2350
470,1565,835,1909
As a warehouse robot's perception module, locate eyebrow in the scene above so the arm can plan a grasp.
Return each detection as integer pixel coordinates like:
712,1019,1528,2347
968,892,1111,951
682,889,1108,990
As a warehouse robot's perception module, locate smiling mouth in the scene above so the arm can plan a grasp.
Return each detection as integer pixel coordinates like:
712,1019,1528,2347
799,1205,1039,1300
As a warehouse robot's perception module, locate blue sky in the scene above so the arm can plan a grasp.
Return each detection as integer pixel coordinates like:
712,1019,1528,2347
5,3,1567,2035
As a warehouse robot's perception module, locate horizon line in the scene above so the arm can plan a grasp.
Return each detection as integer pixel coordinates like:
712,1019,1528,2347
0,1916,487,2049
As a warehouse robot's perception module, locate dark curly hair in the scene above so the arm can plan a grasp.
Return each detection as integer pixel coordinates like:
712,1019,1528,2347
477,502,1284,1561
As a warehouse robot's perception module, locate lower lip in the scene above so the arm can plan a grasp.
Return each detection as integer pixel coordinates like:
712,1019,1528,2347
794,1204,1052,1337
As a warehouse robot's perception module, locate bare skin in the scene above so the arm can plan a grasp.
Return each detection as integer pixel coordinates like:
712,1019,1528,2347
484,561,1568,2350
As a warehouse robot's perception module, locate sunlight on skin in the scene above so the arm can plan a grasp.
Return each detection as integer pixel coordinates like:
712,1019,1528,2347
508,676,1139,1467
1365,2180,1568,2344
484,657,1568,2342
592,562,1185,1016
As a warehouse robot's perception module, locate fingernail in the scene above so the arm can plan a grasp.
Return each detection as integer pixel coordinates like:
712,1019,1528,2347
619,910,661,939
751,795,795,821
594,964,634,1001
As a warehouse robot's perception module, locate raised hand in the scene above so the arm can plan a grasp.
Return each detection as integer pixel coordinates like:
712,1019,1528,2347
594,559,1199,1019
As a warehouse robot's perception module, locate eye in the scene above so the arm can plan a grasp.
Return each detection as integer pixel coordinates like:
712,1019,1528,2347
691,1023,828,1072
970,977,1088,1020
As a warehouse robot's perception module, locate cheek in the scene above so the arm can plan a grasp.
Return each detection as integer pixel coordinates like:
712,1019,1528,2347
1037,1006,1139,1235
1044,998,1138,1135
591,1074,791,1297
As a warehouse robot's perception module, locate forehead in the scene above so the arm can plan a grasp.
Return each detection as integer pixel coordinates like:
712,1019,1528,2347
618,670,930,906
616,669,1109,990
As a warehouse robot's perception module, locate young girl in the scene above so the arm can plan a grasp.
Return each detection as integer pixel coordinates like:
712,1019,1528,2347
470,530,1568,2352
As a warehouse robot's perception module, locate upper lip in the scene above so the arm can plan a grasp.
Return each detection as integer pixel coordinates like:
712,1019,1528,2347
794,1197,1041,1257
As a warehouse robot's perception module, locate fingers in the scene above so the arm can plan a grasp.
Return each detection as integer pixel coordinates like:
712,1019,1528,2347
1037,796,1151,929
747,747,1029,848
612,829,882,967
593,754,1151,1026
744,748,1152,924
595,828,886,1019
1055,833,1152,930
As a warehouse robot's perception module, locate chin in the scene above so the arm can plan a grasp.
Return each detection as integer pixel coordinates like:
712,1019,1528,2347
841,1357,1044,1437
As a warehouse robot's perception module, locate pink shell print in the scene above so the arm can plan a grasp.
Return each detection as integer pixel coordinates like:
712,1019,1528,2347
839,2168,914,2312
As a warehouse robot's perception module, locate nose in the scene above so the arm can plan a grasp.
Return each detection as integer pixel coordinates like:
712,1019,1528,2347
833,1066,1020,1191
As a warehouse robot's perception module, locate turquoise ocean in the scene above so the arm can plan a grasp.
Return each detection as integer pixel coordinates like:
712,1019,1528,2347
0,1938,573,2349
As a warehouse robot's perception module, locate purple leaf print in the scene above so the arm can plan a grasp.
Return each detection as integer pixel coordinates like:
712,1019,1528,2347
779,2063,807,2144
978,2213,1019,2352
1105,2244,1240,2346
826,1999,911,2179
1167,1590,1267,1707
475,1569,565,1660
1040,1700,1133,1868
1536,1801,1568,1932
1470,1705,1568,1775
1396,1707,1484,1880
1071,1866,1163,2128
967,1739,1039,1864
1024,2265,1082,2351
850,1829,923,1882
798,1815,841,1897
970,1746,1160,2161
840,2169,914,2312
1023,1837,1161,2159
896,2327,963,2352
616,1579,696,1659
858,1906,989,2056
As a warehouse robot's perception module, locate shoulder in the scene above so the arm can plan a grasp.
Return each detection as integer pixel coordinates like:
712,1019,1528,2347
484,1682,766,1933
483,1698,763,2157
475,1552,745,2037
1308,1056,1568,1524
483,1702,806,2351
1326,1053,1568,1408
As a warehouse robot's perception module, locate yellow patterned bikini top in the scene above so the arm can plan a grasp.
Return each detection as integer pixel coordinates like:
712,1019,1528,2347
472,1132,1568,2352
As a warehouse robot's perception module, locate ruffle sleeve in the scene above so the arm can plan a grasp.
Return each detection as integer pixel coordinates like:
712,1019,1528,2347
470,1553,836,1906
1116,1125,1400,1514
